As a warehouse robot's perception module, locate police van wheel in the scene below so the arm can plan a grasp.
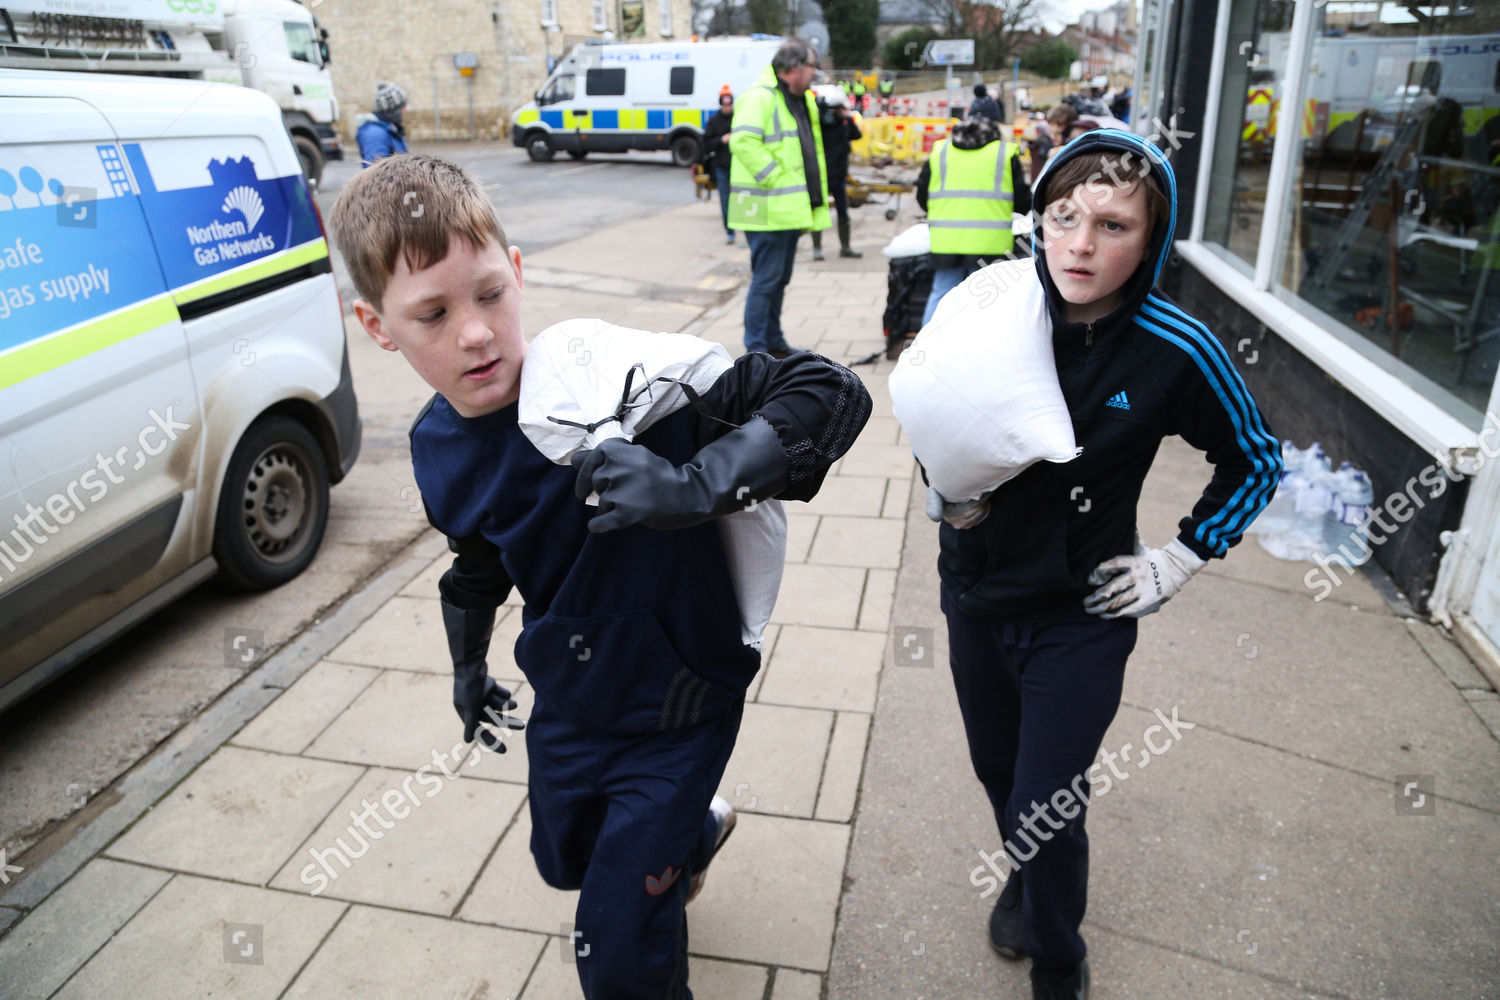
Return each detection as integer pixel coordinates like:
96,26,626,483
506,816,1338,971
213,416,330,591
568,150,588,160
527,133,556,162
670,134,701,167
293,134,324,190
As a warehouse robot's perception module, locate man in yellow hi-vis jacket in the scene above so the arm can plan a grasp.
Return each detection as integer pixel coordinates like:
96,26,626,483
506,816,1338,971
728,38,830,358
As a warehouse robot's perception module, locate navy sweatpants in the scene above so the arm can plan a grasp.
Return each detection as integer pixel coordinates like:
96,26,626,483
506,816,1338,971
526,694,743,999
941,585,1137,968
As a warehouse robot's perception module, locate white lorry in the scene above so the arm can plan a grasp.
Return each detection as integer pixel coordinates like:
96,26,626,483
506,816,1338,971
0,0,342,187
511,37,783,166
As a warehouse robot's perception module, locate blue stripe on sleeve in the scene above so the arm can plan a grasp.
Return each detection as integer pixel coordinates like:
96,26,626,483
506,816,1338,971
1136,298,1280,553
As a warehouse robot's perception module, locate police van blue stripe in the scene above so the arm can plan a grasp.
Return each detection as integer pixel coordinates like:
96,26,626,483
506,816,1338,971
593,109,620,128
1134,306,1279,553
540,110,565,128
1142,295,1281,543
647,110,669,129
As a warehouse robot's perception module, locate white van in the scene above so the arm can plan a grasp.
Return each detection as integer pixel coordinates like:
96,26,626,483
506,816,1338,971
510,37,783,165
0,70,360,709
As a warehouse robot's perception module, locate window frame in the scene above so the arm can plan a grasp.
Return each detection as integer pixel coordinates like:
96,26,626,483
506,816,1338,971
541,0,559,27
1181,0,1484,458
660,0,673,37
592,0,607,31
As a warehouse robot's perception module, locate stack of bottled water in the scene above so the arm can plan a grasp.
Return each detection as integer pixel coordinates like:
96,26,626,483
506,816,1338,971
1252,442,1374,566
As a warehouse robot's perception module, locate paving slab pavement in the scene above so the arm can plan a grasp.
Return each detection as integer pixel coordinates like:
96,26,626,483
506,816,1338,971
2,190,1497,999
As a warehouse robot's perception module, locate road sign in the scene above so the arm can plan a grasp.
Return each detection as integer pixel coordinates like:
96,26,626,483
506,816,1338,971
924,39,975,67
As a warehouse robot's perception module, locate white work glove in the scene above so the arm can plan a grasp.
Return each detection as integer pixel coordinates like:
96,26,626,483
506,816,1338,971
925,485,990,530
1084,537,1206,619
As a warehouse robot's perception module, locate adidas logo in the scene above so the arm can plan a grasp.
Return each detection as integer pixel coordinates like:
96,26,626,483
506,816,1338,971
1106,390,1131,410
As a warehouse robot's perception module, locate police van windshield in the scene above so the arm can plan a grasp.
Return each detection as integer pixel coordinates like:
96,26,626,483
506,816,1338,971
538,75,575,105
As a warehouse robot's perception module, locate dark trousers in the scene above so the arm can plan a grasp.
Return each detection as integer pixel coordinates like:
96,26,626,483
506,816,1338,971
712,164,732,236
941,585,1137,968
527,695,744,999
743,229,800,353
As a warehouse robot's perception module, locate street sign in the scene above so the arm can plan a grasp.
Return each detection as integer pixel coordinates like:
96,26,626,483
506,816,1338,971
924,39,975,67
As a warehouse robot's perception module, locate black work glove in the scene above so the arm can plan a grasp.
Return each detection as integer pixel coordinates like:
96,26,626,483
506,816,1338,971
570,416,790,534
441,599,525,752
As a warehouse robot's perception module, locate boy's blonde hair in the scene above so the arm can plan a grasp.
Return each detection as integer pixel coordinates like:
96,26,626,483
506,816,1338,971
328,153,508,311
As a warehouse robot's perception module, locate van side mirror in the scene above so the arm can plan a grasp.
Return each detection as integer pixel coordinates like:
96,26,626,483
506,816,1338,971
319,41,331,64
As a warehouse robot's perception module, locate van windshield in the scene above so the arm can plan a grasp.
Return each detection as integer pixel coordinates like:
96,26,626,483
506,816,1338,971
285,22,323,67
538,75,575,105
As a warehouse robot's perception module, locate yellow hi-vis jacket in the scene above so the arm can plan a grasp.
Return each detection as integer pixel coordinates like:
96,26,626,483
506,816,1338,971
924,138,1017,255
728,66,831,232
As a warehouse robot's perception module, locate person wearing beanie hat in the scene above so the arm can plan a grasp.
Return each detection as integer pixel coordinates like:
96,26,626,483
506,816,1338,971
357,81,410,167
970,82,1004,123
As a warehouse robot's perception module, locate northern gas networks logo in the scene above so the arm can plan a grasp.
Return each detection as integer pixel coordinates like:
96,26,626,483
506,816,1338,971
222,185,265,231
186,171,274,267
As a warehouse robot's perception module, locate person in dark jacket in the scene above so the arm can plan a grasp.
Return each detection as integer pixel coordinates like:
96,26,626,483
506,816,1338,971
969,82,1005,123
811,91,863,260
329,153,873,1000
921,131,1281,999
356,81,409,167
914,114,1033,324
702,89,737,243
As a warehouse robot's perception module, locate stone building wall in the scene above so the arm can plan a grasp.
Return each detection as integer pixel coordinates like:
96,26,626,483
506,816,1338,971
315,0,695,145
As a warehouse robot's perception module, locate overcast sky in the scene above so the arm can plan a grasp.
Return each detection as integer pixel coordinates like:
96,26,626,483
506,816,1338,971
1040,0,1108,33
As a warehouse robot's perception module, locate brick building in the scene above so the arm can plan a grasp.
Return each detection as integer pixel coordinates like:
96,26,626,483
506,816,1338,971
314,0,694,144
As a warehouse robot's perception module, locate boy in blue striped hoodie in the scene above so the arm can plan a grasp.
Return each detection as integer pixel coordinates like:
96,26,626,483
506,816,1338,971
931,131,1281,999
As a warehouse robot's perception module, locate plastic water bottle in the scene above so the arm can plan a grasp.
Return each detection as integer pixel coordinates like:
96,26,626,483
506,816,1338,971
1253,441,1302,539
1325,463,1374,567
1289,445,1336,560
1258,442,1328,561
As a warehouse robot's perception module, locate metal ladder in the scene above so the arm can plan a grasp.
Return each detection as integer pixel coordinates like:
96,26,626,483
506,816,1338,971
1310,104,1431,288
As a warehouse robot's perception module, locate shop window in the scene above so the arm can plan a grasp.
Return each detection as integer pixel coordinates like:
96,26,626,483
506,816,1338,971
1269,1,1500,419
1201,0,1294,267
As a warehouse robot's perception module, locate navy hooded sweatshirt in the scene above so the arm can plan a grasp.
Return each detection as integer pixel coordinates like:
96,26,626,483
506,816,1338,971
937,129,1283,621
411,349,872,735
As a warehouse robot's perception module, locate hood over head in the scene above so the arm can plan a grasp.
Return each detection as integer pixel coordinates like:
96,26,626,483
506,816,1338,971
1030,128,1178,331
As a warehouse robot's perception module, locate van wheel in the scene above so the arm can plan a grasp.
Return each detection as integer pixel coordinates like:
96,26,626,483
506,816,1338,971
213,416,330,591
527,133,556,162
293,134,324,190
671,134,701,167
568,149,588,160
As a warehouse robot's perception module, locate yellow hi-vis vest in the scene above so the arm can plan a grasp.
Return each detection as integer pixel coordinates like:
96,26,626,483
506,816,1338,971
728,66,831,232
925,138,1017,255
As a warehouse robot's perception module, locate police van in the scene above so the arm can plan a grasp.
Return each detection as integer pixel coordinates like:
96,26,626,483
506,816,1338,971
0,70,360,709
511,37,782,166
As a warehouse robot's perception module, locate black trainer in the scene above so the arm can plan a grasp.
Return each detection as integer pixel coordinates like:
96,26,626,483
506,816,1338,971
988,872,1025,959
1031,959,1089,1000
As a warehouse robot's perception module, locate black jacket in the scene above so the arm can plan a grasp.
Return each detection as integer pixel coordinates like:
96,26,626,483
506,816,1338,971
817,101,862,183
777,78,824,209
703,109,733,171
415,350,871,734
935,130,1282,620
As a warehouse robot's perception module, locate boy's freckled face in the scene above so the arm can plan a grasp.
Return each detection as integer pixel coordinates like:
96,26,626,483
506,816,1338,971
1042,180,1151,325
358,238,526,418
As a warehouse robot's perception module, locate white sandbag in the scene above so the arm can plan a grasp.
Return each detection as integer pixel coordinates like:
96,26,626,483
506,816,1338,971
882,222,931,258
888,258,1080,503
518,319,785,647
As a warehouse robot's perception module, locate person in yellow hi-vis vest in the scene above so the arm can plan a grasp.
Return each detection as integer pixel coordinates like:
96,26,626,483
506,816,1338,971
729,38,830,357
916,114,1033,325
